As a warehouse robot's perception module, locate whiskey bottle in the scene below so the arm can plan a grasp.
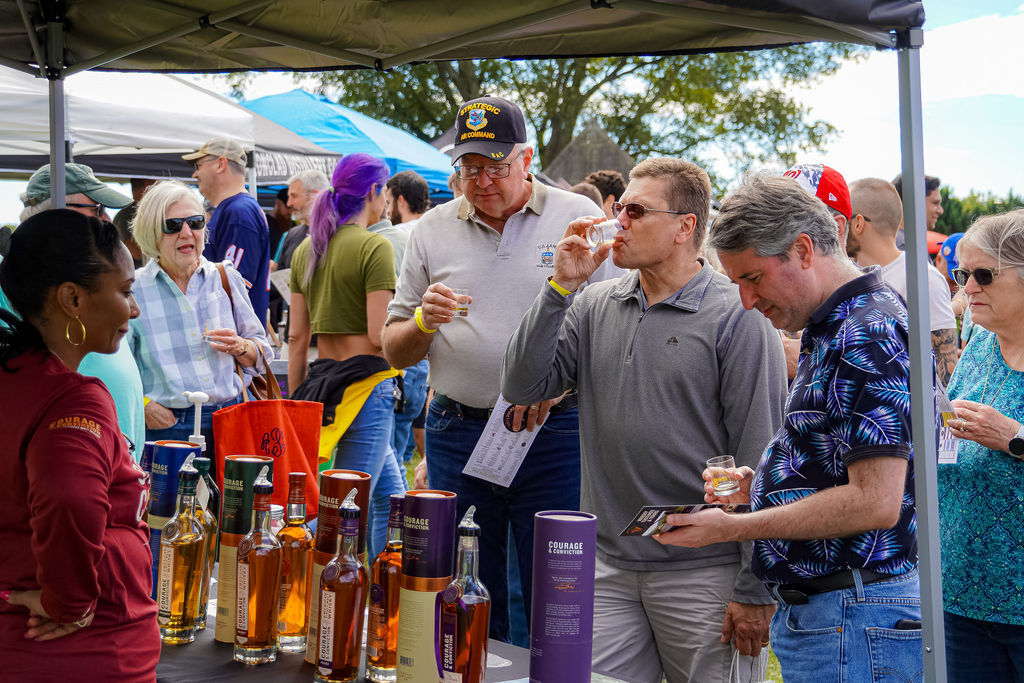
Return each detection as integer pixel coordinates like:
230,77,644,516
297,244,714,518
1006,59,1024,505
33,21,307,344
366,494,404,682
192,457,218,631
437,505,490,683
234,466,283,665
276,472,314,653
316,488,368,683
156,465,206,645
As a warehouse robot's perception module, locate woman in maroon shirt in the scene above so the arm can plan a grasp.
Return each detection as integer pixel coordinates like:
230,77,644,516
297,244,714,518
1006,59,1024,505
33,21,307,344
0,210,159,681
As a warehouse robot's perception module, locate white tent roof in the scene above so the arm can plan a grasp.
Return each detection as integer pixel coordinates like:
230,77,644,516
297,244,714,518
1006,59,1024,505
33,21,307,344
0,67,253,158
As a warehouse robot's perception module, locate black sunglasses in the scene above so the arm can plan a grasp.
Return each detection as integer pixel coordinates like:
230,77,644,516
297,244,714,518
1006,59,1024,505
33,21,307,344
66,202,104,217
951,267,1000,287
163,215,207,234
612,201,690,220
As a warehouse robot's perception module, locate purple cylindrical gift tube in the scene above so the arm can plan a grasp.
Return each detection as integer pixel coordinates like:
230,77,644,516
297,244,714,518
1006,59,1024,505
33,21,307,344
395,490,456,683
400,490,457,579
139,441,156,475
529,510,597,683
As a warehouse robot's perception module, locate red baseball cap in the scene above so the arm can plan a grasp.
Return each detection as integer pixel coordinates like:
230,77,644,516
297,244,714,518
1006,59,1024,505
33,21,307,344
783,163,852,220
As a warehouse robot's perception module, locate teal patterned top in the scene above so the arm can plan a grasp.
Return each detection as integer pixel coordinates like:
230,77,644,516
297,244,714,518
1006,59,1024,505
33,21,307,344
939,328,1024,624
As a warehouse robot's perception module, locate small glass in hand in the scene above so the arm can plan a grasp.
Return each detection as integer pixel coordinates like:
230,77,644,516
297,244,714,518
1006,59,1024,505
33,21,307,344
452,288,471,317
706,455,740,496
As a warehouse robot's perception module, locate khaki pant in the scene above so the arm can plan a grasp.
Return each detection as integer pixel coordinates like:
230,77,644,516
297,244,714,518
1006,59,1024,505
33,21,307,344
592,559,767,683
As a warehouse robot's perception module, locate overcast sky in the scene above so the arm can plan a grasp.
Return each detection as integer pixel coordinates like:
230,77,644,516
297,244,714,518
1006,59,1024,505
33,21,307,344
2,1,1022,222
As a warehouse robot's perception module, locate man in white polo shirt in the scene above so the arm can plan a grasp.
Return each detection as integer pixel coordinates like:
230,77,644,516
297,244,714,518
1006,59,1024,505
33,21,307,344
382,95,619,643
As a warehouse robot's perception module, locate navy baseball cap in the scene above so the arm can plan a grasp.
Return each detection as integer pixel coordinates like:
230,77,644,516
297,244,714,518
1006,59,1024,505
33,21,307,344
453,96,527,163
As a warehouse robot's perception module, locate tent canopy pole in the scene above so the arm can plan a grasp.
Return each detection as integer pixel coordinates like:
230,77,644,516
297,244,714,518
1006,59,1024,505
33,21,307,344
897,27,946,683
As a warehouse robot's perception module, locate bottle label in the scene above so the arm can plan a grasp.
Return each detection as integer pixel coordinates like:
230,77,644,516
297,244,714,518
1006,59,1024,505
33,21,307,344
235,562,249,637
156,545,174,622
317,590,335,670
440,608,458,674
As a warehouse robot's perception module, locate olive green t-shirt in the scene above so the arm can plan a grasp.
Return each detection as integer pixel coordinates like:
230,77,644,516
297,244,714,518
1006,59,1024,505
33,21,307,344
289,223,396,335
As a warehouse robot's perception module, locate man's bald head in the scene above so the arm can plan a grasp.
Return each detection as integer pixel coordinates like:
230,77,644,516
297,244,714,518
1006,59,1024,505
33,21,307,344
849,178,903,239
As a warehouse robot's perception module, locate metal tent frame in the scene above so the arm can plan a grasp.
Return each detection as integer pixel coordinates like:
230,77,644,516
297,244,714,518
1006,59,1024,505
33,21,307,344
0,2,943,679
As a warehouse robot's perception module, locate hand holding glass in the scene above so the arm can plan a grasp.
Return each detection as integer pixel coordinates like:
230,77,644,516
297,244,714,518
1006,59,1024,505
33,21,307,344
706,455,741,496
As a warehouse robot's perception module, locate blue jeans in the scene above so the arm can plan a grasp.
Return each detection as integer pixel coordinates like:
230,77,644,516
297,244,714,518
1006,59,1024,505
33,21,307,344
425,400,581,643
332,379,404,558
391,359,429,479
146,396,241,478
769,569,923,683
944,611,1024,682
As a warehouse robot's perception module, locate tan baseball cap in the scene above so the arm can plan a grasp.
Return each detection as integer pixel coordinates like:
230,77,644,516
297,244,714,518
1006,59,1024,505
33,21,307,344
182,137,248,166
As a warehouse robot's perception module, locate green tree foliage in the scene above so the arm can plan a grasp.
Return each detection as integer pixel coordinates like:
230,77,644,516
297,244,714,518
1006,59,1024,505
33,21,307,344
228,44,861,188
938,187,1024,234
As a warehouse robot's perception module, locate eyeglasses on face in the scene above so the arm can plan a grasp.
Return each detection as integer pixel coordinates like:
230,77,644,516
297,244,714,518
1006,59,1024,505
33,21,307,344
612,201,690,220
163,215,207,234
454,150,524,180
951,267,1001,287
191,156,216,171
66,202,104,217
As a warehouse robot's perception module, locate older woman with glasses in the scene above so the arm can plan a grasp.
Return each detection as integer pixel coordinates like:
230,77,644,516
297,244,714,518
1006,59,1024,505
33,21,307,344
938,208,1024,681
129,180,271,458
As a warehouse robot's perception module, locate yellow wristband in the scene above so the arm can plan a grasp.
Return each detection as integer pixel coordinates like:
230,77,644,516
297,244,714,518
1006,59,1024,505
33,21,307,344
547,276,573,297
414,306,437,334
143,396,151,407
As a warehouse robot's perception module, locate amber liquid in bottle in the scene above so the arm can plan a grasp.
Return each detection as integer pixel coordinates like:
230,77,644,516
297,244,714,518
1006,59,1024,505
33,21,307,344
316,491,368,683
193,457,219,632
234,469,283,665
277,472,314,653
438,506,490,683
366,494,403,682
156,468,206,645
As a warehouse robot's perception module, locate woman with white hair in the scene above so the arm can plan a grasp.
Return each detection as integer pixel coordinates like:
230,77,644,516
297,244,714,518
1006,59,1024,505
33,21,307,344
128,180,271,457
939,208,1024,681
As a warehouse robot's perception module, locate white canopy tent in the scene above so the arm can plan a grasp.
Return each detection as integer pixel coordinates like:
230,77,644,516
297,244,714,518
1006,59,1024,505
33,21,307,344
0,66,339,184
0,2,943,678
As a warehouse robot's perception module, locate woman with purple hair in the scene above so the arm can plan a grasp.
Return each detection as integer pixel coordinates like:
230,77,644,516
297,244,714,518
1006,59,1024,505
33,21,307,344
287,154,404,555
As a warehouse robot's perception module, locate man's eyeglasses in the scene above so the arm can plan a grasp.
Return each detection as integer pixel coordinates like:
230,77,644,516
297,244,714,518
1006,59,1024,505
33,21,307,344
163,215,207,234
951,267,1001,287
66,202,104,217
613,202,690,220
191,156,216,171
454,150,523,180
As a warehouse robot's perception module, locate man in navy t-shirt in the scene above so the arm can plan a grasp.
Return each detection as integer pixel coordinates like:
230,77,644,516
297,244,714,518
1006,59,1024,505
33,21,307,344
183,137,270,325
655,174,935,683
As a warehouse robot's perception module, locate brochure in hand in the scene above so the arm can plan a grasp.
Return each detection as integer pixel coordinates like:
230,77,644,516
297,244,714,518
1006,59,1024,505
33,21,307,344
619,503,751,537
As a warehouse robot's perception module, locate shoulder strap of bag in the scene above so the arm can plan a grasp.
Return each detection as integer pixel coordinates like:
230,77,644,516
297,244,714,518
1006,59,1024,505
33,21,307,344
216,263,283,401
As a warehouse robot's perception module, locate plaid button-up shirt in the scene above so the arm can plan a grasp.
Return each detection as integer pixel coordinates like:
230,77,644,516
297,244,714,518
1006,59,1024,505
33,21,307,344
129,258,272,408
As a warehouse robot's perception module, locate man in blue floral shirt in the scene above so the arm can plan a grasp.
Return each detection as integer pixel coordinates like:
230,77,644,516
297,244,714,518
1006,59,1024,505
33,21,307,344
656,174,930,682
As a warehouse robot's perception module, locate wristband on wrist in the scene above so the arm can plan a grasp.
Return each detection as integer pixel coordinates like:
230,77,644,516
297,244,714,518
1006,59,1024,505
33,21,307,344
547,276,573,296
414,306,437,334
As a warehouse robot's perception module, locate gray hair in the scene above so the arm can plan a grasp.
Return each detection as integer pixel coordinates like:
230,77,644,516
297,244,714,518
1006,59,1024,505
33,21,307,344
132,180,205,260
709,173,843,258
18,194,51,222
960,208,1024,281
287,169,330,192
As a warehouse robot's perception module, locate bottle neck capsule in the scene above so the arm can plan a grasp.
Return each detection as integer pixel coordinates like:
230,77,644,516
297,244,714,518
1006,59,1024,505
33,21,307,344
455,534,480,579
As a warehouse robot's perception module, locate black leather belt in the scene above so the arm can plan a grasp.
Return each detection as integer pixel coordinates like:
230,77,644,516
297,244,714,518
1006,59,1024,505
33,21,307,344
434,392,579,421
769,569,891,605
434,393,491,420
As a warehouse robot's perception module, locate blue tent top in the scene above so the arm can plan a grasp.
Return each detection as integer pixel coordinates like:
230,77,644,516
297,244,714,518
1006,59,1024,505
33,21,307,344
242,89,454,197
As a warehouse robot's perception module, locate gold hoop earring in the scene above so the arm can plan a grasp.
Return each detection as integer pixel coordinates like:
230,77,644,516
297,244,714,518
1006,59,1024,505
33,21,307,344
65,316,87,346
